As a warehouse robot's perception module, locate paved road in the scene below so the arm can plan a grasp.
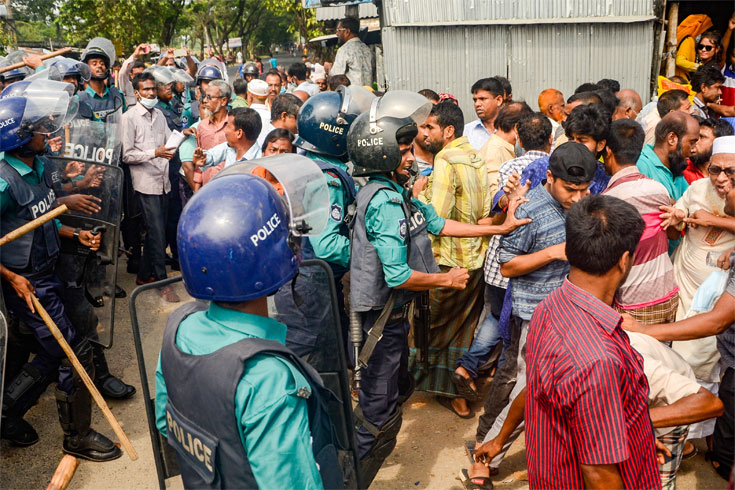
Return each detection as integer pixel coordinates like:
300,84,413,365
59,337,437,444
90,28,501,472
0,261,727,489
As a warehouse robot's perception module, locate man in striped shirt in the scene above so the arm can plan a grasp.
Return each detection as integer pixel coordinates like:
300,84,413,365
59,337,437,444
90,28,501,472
526,194,660,489
602,119,680,324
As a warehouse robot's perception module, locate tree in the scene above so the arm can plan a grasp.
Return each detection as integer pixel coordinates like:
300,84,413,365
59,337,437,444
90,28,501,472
265,0,323,43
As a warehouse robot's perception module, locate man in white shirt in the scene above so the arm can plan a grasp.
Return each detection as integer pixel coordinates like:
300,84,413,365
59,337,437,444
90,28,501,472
463,77,504,150
247,79,271,145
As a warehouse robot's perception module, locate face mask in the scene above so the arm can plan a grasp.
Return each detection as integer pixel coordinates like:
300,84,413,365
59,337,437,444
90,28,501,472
139,97,158,110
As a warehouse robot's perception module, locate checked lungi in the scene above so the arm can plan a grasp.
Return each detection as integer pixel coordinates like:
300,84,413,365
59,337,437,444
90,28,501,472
616,293,679,325
409,267,485,397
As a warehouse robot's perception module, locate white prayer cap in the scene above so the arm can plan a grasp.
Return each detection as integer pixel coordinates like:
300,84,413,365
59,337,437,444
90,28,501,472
712,135,735,155
247,79,268,97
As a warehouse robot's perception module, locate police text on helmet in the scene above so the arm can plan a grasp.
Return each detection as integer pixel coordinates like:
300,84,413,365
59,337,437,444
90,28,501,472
357,137,383,147
0,117,15,129
319,121,344,134
249,213,282,247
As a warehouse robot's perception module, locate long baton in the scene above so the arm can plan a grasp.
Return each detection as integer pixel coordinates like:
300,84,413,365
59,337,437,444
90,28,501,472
0,205,68,247
46,455,79,490
31,295,139,461
0,47,73,75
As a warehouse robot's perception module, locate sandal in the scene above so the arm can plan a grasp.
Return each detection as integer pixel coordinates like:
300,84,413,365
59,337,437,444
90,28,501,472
437,396,473,419
452,372,481,401
458,468,494,489
682,442,697,460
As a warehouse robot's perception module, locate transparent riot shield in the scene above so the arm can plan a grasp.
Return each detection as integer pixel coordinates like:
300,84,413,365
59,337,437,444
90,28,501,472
130,262,362,489
48,115,123,348
0,310,6,433
130,277,191,489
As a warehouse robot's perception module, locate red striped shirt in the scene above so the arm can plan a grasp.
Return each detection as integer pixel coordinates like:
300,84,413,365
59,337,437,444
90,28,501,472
525,279,661,489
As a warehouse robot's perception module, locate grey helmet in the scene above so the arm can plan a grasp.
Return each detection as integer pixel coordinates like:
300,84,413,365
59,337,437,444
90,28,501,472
241,62,259,77
81,37,116,80
347,91,432,176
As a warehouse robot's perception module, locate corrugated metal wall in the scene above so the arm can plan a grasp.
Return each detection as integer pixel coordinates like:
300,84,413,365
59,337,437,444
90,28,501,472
383,0,654,26
380,0,658,120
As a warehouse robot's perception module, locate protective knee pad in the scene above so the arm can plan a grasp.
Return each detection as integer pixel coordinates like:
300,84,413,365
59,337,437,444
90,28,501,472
359,407,403,488
3,363,53,417
62,338,94,381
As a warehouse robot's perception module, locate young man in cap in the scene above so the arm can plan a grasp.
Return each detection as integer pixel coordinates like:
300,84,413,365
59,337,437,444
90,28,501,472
473,142,598,460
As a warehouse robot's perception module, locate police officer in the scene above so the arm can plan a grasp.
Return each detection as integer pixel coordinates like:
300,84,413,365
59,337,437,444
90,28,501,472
155,170,343,489
345,91,529,484
240,61,259,82
78,37,126,120
275,87,373,359
0,95,121,460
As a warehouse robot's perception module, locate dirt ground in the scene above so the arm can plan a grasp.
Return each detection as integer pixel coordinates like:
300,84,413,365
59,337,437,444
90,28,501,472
0,264,728,489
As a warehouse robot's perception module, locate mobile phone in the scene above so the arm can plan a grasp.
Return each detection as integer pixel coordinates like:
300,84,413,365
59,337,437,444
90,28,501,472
142,44,150,54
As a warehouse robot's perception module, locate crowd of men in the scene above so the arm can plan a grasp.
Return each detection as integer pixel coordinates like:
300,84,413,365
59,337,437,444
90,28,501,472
1,13,735,490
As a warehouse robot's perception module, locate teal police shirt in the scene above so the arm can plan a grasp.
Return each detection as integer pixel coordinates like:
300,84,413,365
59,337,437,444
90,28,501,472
155,302,324,490
305,152,353,269
0,155,61,230
365,175,445,287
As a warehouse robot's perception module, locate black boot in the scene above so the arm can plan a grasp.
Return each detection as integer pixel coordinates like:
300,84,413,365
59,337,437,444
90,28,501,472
55,388,122,462
92,345,136,400
1,363,52,447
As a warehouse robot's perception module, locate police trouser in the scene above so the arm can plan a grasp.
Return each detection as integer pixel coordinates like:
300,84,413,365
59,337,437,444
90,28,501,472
166,157,182,261
2,271,77,394
356,307,410,458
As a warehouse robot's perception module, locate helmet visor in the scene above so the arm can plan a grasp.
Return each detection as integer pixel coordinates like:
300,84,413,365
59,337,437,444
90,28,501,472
47,58,92,83
145,65,176,86
341,85,376,114
376,91,433,125
85,37,116,66
22,90,77,134
169,67,194,84
199,58,227,80
213,154,330,236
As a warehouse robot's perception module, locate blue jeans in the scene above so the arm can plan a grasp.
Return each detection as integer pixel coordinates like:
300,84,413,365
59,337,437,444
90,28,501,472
456,284,506,378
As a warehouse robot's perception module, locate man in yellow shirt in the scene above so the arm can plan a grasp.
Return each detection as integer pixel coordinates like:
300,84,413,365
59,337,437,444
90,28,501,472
417,102,495,417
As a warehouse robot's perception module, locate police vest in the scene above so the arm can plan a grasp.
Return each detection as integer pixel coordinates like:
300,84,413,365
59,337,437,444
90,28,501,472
160,302,344,490
0,157,60,273
302,156,357,278
77,86,124,121
157,99,184,132
350,181,439,312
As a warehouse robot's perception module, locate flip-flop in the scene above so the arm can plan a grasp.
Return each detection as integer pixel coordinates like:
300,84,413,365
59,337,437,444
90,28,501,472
682,445,698,460
437,396,474,419
452,372,481,401
458,468,494,489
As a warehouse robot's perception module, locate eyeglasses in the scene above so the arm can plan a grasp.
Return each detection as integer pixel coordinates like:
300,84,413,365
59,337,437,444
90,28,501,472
698,44,715,52
708,165,735,177
336,28,346,33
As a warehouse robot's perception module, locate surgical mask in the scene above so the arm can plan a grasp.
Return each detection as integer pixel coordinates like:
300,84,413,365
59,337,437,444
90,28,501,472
139,97,159,110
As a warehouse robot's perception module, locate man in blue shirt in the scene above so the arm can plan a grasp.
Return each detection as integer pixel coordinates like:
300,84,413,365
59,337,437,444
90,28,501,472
155,166,343,489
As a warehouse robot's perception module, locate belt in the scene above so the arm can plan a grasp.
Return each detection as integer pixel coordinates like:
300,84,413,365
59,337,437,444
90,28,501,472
387,303,410,323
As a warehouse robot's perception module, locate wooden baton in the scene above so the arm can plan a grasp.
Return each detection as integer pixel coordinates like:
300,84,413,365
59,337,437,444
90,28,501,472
31,295,139,461
0,47,73,75
46,455,79,490
0,204,68,247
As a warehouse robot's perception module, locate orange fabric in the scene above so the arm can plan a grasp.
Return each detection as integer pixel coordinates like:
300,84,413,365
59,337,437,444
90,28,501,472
676,14,712,45
250,166,284,194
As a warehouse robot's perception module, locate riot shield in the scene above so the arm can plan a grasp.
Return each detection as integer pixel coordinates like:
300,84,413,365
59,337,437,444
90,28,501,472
48,115,123,348
130,261,362,489
0,310,6,434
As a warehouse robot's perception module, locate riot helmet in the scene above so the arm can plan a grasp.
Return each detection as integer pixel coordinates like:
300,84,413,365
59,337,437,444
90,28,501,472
293,85,376,158
0,80,30,99
195,64,223,85
348,91,432,177
144,65,176,86
0,51,33,85
81,37,116,80
0,92,78,152
48,57,92,85
178,154,330,301
241,62,258,79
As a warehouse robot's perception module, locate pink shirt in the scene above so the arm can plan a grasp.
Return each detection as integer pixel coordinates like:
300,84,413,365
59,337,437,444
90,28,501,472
195,115,227,150
122,103,172,195
603,166,678,308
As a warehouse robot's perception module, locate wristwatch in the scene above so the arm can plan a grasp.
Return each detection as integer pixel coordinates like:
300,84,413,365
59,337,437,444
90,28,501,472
71,180,78,192
73,227,81,241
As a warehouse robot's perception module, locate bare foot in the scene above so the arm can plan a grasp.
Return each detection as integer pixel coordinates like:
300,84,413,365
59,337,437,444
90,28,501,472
455,366,478,392
452,397,470,417
468,461,490,478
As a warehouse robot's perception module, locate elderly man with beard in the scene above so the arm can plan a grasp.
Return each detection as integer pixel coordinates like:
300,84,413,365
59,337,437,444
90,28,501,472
684,117,735,184
624,136,735,481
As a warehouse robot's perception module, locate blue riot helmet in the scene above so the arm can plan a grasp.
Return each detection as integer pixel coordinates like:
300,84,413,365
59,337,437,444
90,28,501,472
0,92,78,152
0,80,31,99
293,85,376,158
48,58,92,85
178,154,331,302
0,51,33,85
195,64,223,85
